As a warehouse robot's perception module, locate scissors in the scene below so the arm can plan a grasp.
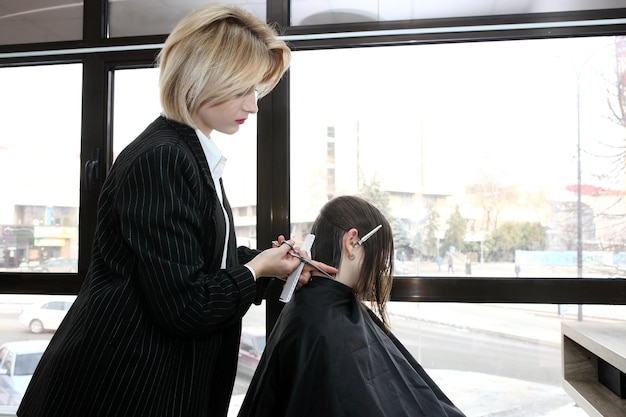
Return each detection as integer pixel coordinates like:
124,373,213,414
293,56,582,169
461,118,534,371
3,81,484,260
278,240,335,279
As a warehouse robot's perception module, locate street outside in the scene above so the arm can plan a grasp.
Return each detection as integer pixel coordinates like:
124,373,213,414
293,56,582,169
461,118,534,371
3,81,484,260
0,301,613,417
0,262,621,417
395,258,623,279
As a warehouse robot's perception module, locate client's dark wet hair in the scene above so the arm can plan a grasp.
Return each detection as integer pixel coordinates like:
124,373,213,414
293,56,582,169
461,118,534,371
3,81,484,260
310,195,394,327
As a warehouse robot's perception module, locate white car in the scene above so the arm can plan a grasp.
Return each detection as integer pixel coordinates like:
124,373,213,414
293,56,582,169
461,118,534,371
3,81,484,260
0,340,50,406
18,296,76,334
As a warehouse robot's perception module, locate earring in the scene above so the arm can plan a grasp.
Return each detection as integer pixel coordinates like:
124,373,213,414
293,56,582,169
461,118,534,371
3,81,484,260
348,253,355,261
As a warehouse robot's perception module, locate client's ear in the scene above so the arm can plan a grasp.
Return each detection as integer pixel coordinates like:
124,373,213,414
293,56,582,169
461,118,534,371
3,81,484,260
343,228,360,261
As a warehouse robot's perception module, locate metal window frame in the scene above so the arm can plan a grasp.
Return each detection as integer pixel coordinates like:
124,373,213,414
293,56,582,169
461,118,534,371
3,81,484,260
0,1,622,314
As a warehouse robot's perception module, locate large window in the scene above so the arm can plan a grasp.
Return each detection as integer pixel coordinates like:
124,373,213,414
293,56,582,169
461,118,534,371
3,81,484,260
113,67,263,416
290,36,626,278
1,1,626,416
112,67,259,248
288,36,626,416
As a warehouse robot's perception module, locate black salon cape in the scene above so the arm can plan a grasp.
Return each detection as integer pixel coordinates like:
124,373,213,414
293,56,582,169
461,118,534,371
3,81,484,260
237,277,466,417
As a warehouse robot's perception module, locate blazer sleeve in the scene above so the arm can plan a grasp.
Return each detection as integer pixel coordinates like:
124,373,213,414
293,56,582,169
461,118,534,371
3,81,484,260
114,143,258,336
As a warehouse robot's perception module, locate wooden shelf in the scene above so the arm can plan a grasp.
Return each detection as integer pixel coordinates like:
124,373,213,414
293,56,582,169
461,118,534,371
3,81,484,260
562,321,626,417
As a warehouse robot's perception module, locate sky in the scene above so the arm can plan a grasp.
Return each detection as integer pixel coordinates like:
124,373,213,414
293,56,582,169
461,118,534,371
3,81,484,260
289,36,622,194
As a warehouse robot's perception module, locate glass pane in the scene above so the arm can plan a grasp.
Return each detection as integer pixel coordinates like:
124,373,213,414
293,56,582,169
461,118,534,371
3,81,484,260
291,36,626,279
290,36,625,415
227,300,625,416
0,64,82,272
0,2,82,46
112,67,261,415
108,0,267,38
0,294,76,410
112,68,161,160
386,302,624,416
112,67,258,248
292,0,626,25
231,301,266,414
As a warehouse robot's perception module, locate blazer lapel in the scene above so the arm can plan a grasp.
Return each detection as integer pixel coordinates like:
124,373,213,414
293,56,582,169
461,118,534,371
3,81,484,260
164,117,215,190
163,117,230,268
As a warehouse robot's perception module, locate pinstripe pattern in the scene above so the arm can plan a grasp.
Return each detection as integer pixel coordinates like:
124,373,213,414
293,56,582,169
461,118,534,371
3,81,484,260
18,117,266,417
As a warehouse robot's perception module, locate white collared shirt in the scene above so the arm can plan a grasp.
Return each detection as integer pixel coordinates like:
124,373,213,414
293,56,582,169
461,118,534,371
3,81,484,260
195,128,229,269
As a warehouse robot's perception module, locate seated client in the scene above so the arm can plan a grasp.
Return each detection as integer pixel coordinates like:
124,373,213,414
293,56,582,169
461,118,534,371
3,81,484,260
237,195,466,417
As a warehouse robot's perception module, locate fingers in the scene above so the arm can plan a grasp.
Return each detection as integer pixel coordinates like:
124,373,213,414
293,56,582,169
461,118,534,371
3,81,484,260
305,258,338,275
301,263,316,275
271,235,289,248
271,237,295,252
295,269,313,289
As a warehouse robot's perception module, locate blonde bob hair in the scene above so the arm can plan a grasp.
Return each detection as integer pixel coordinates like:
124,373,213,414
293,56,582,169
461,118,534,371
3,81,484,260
157,4,291,126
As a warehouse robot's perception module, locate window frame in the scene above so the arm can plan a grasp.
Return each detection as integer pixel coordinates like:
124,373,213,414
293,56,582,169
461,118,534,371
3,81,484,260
0,1,623,321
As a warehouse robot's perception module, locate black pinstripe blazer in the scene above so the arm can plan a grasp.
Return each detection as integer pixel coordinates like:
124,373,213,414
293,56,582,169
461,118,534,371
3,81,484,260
18,116,267,417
